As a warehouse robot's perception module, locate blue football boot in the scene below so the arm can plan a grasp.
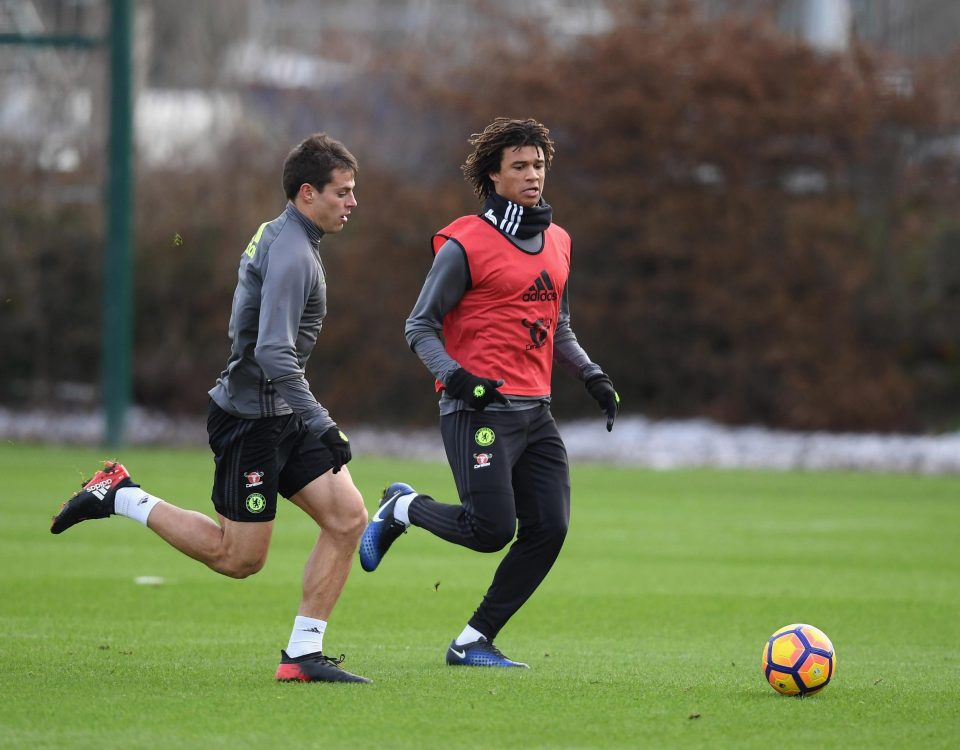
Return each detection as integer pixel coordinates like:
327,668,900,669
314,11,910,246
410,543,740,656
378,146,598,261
359,482,414,572
445,637,529,668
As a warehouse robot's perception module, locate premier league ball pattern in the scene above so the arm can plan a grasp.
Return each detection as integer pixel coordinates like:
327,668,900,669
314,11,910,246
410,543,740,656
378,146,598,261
762,623,836,696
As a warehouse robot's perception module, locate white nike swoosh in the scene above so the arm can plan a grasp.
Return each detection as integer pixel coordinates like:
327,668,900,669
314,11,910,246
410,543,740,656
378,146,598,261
449,648,466,659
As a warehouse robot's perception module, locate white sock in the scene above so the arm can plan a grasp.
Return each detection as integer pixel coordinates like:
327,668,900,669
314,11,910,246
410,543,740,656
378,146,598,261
393,493,416,526
114,487,162,526
455,624,486,647
286,615,327,658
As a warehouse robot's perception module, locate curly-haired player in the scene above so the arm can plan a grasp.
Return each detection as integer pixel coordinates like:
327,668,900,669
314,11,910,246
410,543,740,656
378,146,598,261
359,117,620,667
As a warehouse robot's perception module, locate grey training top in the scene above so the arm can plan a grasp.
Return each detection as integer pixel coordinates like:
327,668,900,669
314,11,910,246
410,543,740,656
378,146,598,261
404,234,603,415
209,203,335,436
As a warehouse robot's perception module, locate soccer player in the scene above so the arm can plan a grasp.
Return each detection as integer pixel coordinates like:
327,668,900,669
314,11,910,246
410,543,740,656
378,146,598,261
51,133,371,683
359,117,620,668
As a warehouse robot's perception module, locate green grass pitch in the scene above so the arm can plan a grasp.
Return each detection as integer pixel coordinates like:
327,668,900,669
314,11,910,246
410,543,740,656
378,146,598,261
1,443,958,749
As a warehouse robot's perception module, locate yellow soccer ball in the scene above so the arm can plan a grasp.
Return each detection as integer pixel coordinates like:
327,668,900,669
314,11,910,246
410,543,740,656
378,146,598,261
761,623,836,696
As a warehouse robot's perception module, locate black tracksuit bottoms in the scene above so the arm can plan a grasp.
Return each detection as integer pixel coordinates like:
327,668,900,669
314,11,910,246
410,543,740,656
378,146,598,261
408,403,571,640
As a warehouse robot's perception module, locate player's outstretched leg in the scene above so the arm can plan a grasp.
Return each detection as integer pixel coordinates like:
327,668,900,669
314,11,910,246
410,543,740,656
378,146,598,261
50,461,138,534
445,636,529,668
358,482,413,572
275,650,371,683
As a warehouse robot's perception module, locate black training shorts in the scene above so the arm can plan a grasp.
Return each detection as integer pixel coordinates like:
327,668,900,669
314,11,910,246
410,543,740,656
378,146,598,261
206,400,335,522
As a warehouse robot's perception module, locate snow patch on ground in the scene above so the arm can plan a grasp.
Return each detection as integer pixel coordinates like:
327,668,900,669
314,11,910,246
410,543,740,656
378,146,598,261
1,407,958,475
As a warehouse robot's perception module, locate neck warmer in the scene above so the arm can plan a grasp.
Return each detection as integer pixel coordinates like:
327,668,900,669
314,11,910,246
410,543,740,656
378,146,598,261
286,202,324,245
480,193,553,239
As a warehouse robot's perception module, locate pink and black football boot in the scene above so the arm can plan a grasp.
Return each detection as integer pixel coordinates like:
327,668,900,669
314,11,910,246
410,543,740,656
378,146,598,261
50,461,137,534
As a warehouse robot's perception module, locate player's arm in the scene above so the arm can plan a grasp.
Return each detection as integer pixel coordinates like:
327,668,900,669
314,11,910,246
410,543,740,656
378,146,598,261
405,240,510,409
404,239,469,383
554,284,604,381
554,283,621,431
254,230,335,437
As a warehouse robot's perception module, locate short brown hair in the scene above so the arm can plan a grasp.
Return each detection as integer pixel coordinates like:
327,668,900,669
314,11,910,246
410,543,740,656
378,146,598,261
461,117,555,200
282,133,358,200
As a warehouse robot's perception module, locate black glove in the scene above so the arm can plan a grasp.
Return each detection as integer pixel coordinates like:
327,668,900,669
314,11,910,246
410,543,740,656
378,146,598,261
320,425,352,473
585,373,620,432
445,367,511,411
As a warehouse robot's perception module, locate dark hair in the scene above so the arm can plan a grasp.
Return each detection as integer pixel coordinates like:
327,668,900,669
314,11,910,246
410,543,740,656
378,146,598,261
461,117,555,200
282,133,358,200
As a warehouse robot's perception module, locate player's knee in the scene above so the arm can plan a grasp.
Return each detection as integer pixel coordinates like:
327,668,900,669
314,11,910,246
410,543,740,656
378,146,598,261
216,552,267,579
324,491,368,541
343,498,368,540
473,520,515,553
542,515,569,547
518,514,568,552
